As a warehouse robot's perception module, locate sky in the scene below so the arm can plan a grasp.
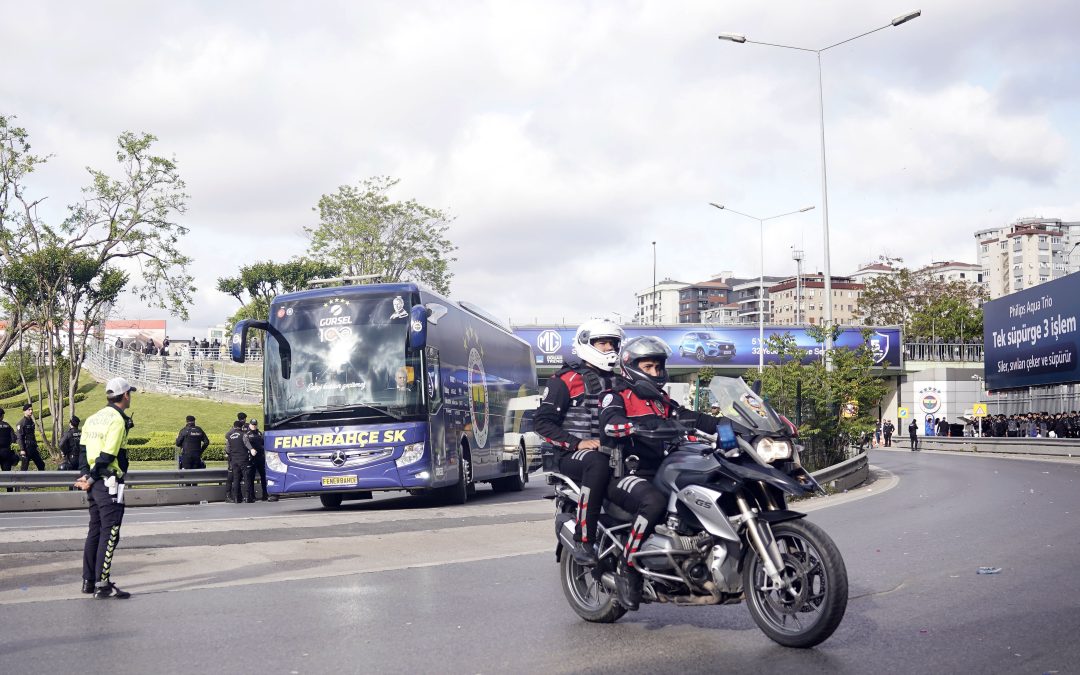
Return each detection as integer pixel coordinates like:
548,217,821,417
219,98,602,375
4,0,1080,337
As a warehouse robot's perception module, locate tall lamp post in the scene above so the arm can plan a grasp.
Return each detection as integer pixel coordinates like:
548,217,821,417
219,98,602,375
710,203,815,373
652,241,658,325
718,9,921,370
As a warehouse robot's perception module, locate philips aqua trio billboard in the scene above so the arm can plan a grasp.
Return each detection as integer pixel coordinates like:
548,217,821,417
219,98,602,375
513,326,902,370
984,273,1080,390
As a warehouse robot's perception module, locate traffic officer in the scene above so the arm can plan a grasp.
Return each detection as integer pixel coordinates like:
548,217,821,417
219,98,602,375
243,419,267,501
0,409,16,474
74,377,136,599
17,403,45,471
599,336,725,610
225,420,250,503
175,415,210,469
58,416,82,470
534,318,625,566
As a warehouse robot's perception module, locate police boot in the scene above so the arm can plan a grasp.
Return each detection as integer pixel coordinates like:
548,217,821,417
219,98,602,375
569,540,598,566
93,582,131,599
81,579,95,594
615,562,642,611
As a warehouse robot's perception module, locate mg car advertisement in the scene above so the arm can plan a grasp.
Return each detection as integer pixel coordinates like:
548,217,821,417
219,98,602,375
513,326,902,369
984,273,1080,390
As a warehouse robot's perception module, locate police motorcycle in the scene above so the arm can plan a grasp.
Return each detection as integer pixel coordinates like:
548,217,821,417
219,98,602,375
546,377,848,648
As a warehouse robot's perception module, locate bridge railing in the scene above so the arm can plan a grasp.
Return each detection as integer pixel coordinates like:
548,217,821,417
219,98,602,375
903,341,983,363
83,339,262,398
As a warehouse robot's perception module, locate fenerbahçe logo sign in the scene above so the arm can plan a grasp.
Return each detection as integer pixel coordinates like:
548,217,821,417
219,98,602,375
465,326,489,448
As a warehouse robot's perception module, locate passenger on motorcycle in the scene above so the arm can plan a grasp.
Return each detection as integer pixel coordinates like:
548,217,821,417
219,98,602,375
600,336,727,610
534,318,624,567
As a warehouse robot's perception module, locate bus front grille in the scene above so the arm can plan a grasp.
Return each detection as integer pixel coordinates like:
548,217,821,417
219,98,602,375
286,448,394,469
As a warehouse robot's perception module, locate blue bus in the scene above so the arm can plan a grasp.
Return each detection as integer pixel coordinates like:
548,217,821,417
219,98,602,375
231,281,538,508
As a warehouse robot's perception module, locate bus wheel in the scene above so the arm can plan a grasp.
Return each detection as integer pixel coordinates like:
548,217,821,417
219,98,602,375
319,493,344,509
491,447,526,493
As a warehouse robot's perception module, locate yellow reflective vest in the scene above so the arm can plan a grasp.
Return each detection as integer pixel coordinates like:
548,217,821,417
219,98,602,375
82,405,131,480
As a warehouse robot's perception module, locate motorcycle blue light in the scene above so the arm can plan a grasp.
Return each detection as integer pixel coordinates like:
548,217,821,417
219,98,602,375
717,419,737,450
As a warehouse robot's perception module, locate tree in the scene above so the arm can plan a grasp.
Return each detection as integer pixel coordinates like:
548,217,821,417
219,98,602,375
217,258,341,326
856,256,987,341
0,115,192,450
305,176,456,294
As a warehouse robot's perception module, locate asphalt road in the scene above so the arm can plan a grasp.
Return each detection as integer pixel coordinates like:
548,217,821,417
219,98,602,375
2,450,1079,674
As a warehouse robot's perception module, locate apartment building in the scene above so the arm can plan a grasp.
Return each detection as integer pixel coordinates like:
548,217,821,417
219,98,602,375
976,217,1080,299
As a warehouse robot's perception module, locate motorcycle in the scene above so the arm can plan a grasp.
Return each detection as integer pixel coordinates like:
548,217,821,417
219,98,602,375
547,377,848,648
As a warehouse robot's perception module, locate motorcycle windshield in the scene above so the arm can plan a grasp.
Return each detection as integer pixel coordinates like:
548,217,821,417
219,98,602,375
707,377,785,433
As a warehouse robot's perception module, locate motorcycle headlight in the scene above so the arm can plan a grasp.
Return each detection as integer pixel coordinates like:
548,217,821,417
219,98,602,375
265,451,286,473
755,437,792,463
395,442,425,468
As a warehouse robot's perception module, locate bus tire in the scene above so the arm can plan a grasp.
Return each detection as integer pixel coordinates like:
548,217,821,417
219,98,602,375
320,493,344,509
491,447,526,492
440,452,472,505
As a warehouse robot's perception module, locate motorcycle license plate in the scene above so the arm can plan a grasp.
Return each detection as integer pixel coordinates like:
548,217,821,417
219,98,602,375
321,475,358,487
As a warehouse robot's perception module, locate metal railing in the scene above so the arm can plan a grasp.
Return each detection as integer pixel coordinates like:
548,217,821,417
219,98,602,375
903,341,983,363
84,339,262,397
0,468,229,512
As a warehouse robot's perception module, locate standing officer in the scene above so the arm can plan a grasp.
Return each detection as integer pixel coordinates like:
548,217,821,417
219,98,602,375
243,419,267,501
73,377,136,599
175,415,210,469
908,418,919,451
225,420,250,503
17,403,45,471
0,409,16,473
58,416,82,470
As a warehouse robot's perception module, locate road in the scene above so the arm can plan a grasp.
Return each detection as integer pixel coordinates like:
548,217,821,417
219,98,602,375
1,450,1079,674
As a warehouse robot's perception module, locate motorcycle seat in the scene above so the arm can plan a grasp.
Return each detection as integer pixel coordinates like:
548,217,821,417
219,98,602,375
602,500,635,523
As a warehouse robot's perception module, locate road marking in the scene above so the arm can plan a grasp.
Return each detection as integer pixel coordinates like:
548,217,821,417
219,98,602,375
874,446,1080,465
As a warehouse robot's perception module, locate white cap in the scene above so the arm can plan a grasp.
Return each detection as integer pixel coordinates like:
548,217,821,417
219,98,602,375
105,377,137,397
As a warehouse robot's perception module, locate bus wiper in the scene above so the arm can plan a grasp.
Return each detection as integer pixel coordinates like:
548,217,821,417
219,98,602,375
268,412,312,429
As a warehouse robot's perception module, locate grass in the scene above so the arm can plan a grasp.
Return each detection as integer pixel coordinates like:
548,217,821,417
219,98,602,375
3,375,262,439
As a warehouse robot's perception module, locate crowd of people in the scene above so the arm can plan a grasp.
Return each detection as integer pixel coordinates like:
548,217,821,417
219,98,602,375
977,412,1080,438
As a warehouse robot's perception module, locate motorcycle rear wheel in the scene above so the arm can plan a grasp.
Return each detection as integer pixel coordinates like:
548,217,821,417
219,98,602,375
559,552,627,623
743,519,848,648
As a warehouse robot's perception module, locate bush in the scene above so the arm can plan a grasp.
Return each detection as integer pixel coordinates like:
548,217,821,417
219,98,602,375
0,349,37,391
125,444,226,462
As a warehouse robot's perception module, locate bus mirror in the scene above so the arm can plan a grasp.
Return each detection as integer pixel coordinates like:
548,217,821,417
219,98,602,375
231,320,253,363
408,305,428,350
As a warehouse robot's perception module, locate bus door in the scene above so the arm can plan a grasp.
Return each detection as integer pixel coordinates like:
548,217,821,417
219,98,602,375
425,346,448,481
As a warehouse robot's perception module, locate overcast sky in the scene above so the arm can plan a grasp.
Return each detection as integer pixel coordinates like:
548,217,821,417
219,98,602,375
4,0,1079,337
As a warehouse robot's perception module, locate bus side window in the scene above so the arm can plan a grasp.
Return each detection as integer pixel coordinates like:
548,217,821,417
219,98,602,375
425,346,443,413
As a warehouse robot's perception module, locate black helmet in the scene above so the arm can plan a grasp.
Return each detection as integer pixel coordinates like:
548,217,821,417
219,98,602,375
620,336,672,397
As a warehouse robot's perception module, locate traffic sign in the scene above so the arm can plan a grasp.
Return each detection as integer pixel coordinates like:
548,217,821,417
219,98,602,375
973,403,988,417
897,407,909,419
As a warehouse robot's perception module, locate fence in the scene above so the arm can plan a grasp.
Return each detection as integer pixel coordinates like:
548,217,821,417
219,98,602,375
903,341,983,363
0,469,229,511
83,339,262,401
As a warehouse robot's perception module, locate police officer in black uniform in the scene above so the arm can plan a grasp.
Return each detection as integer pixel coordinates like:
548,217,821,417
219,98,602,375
175,415,210,469
0,409,16,473
58,416,82,470
17,403,45,471
243,419,267,501
534,318,625,566
225,420,250,503
600,336,725,610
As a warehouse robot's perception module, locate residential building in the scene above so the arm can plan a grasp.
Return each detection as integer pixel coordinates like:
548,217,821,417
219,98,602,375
700,303,742,325
976,217,1080,299
677,274,755,323
768,274,865,326
849,262,897,285
730,276,786,325
917,260,984,288
635,278,687,324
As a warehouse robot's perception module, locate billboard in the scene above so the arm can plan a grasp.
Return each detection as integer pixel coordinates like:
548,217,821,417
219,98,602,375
513,325,902,370
984,273,1080,390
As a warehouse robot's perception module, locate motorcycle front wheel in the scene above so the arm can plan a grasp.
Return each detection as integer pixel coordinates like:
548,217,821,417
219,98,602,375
559,552,627,623
743,519,848,648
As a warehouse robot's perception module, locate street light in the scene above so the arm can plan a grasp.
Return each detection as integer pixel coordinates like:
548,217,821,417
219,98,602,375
718,10,922,370
710,202,815,373
971,373,985,437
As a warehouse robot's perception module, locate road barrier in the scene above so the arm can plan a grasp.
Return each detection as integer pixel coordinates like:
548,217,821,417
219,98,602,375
0,469,228,512
811,451,869,492
918,436,1080,458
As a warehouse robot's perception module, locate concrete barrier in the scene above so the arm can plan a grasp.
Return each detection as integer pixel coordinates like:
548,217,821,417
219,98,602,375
919,437,1080,458
0,469,229,512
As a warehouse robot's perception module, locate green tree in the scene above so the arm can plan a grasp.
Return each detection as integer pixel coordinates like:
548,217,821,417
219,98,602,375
217,258,341,326
857,256,987,341
305,176,456,294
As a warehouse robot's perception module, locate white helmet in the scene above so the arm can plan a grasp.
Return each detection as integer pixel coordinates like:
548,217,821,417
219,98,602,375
572,319,624,372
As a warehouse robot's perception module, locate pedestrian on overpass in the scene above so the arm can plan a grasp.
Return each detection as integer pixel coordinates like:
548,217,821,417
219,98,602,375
908,419,919,451
73,377,137,599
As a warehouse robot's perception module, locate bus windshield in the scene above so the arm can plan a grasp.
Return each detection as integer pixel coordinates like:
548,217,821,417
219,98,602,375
263,292,425,428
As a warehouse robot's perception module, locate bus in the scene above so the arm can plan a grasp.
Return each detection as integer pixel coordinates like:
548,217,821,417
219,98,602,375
231,281,538,508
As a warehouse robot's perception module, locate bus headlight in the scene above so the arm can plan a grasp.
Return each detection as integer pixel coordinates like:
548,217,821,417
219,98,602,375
265,451,286,473
395,442,425,468
755,438,792,463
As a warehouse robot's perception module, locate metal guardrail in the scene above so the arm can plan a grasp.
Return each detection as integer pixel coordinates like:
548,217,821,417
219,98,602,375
0,469,229,512
919,436,1080,458
903,342,983,363
811,451,869,492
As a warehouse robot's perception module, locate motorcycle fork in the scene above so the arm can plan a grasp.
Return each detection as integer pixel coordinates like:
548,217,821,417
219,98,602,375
736,494,796,599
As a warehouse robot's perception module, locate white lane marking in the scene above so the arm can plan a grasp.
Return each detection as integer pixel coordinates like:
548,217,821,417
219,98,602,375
873,446,1080,465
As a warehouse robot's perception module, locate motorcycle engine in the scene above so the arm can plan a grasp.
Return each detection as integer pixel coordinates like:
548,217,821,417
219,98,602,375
707,541,743,593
